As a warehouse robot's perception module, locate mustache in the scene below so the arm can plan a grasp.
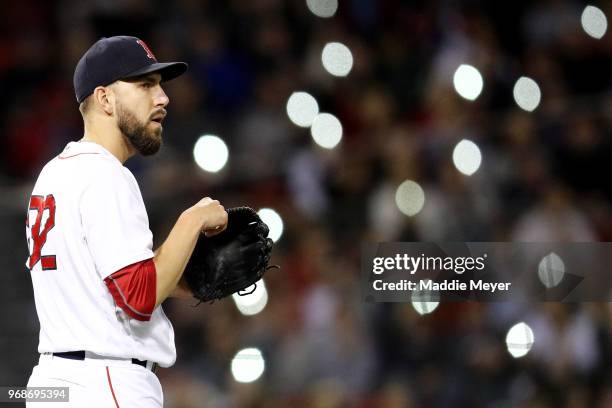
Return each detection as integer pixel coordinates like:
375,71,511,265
150,109,167,121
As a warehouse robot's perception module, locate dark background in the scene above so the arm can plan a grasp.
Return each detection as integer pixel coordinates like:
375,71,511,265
1,0,611,406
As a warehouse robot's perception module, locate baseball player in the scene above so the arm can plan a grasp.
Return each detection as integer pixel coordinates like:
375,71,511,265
25,36,227,407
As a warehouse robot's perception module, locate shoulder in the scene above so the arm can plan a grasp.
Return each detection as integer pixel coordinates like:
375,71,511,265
57,147,113,169
54,143,127,178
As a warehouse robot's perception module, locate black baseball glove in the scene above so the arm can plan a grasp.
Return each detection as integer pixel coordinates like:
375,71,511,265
183,206,276,303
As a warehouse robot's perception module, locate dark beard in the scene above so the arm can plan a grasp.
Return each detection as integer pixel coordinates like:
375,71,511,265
116,103,162,156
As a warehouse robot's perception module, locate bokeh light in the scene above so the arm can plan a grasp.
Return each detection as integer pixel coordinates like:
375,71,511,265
513,77,541,112
231,348,265,383
581,5,608,39
257,208,284,242
505,322,535,358
321,42,354,77
453,139,482,176
411,279,440,315
193,135,229,173
311,113,343,149
537,252,565,289
306,0,338,18
395,180,425,216
232,278,269,316
453,64,484,101
286,91,319,128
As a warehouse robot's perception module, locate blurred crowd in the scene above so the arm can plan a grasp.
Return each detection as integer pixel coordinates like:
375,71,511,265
1,0,612,407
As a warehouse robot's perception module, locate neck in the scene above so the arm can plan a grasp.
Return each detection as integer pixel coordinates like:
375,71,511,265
81,120,135,164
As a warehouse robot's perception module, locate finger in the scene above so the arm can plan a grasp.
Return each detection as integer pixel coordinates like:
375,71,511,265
204,223,227,237
198,197,214,205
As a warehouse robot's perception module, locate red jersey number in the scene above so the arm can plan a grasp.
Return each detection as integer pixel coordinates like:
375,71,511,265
27,195,57,270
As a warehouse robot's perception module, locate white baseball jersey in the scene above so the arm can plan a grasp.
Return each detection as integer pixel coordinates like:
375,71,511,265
26,140,176,367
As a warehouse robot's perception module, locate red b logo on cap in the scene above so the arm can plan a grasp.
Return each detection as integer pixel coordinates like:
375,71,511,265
136,39,157,61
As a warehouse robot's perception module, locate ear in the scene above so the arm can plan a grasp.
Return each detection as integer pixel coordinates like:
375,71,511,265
92,86,115,116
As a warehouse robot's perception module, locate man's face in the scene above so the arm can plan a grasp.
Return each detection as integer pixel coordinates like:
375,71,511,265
113,73,169,156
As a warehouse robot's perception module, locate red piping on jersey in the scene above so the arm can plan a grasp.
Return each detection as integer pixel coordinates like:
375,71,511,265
58,152,101,160
106,366,121,408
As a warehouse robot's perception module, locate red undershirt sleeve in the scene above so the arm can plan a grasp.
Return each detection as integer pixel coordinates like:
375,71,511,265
104,259,157,321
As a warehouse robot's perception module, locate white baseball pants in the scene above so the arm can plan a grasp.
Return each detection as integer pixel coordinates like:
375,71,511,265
26,353,163,407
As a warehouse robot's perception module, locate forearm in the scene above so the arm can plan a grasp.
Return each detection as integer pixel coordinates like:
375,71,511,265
153,212,201,307
170,276,192,299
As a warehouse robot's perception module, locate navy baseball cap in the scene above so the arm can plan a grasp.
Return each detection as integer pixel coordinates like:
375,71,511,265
73,36,188,103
